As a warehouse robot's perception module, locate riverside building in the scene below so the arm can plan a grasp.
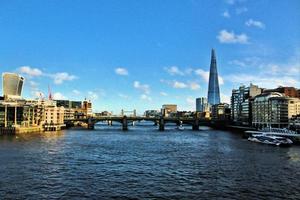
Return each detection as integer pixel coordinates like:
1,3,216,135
231,84,262,126
252,92,300,128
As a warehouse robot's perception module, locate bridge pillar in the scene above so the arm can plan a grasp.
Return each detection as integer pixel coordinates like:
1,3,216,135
192,118,199,131
87,118,95,130
122,116,128,131
159,117,165,131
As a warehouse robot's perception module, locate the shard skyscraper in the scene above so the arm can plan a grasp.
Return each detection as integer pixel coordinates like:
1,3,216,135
207,49,220,105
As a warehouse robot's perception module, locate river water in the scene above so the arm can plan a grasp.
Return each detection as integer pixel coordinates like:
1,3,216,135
0,124,300,199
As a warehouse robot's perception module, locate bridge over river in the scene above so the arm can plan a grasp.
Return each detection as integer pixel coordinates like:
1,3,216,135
65,116,214,131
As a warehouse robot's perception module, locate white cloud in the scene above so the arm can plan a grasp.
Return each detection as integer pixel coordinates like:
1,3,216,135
236,7,248,14
195,69,209,82
217,29,249,44
72,89,81,95
19,66,43,77
225,74,299,88
133,81,150,94
160,92,168,96
162,79,201,90
226,53,300,88
53,92,67,100
29,80,38,88
221,93,231,104
173,81,187,89
52,72,77,85
195,69,224,85
140,94,152,101
185,97,196,111
88,91,99,100
115,67,129,76
164,66,185,76
222,11,230,18
229,60,246,67
189,82,200,90
186,97,195,105
245,19,265,29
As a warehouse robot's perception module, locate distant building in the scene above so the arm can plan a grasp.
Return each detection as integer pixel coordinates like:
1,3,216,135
161,104,177,117
263,86,299,98
55,100,82,109
211,103,231,120
231,84,263,126
196,97,209,112
207,49,221,105
55,99,93,119
94,111,112,117
82,99,93,117
252,92,300,128
144,110,160,117
2,73,24,100
177,111,194,118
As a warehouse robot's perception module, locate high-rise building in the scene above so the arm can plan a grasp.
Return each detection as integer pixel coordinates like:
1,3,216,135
2,73,24,100
207,49,220,105
196,97,209,112
231,84,262,126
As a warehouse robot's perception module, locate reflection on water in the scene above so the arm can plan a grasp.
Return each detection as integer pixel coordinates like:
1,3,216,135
1,126,300,199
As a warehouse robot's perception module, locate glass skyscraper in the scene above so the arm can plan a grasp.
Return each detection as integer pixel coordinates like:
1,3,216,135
207,49,220,105
2,73,24,99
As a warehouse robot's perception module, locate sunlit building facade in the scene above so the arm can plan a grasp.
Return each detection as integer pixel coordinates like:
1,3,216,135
2,73,24,100
252,92,300,128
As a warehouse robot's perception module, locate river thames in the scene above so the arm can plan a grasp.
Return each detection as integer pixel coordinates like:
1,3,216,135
1,124,300,199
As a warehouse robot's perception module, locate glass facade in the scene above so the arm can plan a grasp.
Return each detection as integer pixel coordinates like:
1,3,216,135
207,49,220,105
2,73,24,98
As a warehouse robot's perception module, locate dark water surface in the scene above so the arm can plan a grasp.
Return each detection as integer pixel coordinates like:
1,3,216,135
1,125,300,199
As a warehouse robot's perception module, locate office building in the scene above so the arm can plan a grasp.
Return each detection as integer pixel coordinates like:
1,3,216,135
2,73,24,100
207,49,220,105
231,84,262,126
252,92,300,128
196,97,209,112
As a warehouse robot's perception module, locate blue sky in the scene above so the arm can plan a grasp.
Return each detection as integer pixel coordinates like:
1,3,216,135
0,0,299,113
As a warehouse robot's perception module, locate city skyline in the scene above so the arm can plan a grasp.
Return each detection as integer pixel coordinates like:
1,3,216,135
0,0,299,113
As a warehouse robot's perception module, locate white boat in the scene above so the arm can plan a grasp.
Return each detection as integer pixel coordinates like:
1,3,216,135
248,134,293,146
245,127,300,137
176,125,185,131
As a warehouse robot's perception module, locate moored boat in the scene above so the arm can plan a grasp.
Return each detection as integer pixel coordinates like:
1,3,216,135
248,134,293,146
